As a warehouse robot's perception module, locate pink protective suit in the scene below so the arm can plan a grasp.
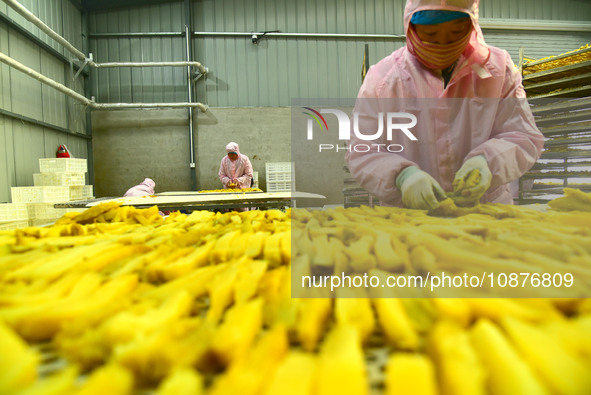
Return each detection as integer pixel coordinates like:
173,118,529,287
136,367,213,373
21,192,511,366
123,178,155,197
345,0,544,207
218,142,253,189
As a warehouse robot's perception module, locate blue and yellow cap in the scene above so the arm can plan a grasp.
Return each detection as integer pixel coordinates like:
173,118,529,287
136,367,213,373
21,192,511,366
411,10,469,25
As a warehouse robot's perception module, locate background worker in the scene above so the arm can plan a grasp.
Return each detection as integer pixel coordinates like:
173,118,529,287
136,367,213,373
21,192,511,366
346,0,544,210
123,178,156,197
219,142,253,190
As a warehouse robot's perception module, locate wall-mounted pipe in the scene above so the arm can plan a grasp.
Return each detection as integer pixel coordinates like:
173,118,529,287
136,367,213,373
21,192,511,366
92,60,208,75
192,18,591,39
0,51,91,105
92,102,208,111
193,31,406,40
90,32,184,38
479,18,591,32
2,0,208,75
0,12,87,75
185,24,196,171
2,0,87,61
0,51,209,112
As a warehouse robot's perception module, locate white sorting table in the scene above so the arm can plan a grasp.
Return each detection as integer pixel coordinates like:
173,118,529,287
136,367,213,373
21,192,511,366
60,191,326,212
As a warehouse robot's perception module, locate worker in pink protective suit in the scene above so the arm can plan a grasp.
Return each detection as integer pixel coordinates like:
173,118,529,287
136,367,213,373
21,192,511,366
345,0,544,210
218,142,253,189
124,178,155,197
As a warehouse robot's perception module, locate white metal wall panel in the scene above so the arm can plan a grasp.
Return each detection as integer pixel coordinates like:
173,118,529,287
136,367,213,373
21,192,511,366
67,62,88,134
480,0,591,21
8,32,44,120
36,0,62,54
0,22,11,112
4,0,37,43
0,115,15,203
5,0,50,54
12,120,45,187
64,133,88,159
0,0,84,57
40,49,68,128
62,0,83,53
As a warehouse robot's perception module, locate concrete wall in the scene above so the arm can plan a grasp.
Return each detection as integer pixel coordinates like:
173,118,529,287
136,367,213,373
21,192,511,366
92,109,192,197
91,107,345,207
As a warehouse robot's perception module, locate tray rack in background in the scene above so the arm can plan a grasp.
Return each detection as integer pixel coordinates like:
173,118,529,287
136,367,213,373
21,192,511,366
265,162,296,193
343,165,377,208
519,45,591,204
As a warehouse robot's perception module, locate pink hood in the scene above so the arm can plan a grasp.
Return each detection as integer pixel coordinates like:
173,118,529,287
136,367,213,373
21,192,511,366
226,142,241,155
404,0,490,67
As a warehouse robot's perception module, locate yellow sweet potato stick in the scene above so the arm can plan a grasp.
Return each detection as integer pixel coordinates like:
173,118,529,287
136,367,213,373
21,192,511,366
428,321,486,395
210,298,264,366
315,324,369,395
0,320,39,393
501,316,591,395
295,298,333,352
470,319,550,395
263,351,316,395
75,363,134,395
156,368,204,395
334,293,375,344
209,325,288,395
372,298,420,350
384,353,438,395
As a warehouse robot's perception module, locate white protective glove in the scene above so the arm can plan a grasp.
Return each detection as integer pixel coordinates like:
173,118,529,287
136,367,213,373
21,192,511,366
452,155,492,206
396,166,446,210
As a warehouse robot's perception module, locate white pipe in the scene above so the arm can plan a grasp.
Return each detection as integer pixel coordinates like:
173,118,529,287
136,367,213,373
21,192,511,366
2,0,86,61
92,102,209,112
479,18,591,32
2,0,209,74
93,60,208,75
0,51,91,105
0,51,209,112
185,25,196,167
194,31,406,39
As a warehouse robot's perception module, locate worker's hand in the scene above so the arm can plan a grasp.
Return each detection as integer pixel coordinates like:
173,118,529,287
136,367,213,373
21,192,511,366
452,155,492,206
396,166,447,210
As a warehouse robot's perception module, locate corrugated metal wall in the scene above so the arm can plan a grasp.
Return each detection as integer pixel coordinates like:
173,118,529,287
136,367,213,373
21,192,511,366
191,0,408,107
0,0,83,59
193,0,591,107
88,3,188,103
479,0,590,20
479,0,591,61
0,0,88,203
84,0,590,108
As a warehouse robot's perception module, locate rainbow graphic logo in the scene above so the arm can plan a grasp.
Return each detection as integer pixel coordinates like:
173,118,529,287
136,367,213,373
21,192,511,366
303,107,328,139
